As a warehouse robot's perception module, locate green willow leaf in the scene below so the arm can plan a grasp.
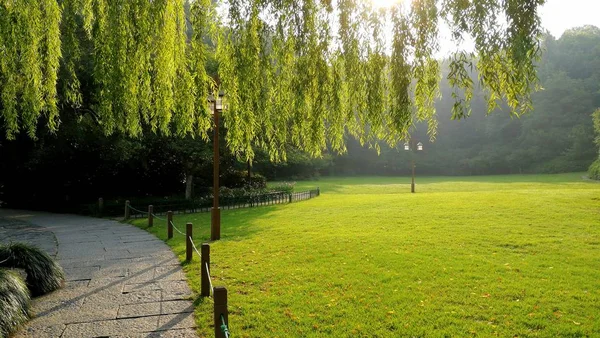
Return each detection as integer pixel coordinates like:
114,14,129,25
0,0,545,161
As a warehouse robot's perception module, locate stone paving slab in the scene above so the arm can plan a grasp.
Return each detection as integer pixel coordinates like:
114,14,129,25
113,328,198,338
0,209,197,338
158,313,197,330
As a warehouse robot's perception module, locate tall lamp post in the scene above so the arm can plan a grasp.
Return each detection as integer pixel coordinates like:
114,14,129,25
209,93,224,241
404,141,423,193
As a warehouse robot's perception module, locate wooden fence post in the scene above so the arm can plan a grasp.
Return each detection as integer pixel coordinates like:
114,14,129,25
148,205,154,227
98,198,104,217
186,222,193,261
317,187,320,196
214,287,229,338
289,193,292,203
201,243,210,297
167,211,173,239
125,200,130,220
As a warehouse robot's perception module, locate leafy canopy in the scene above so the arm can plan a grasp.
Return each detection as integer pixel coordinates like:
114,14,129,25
0,0,545,160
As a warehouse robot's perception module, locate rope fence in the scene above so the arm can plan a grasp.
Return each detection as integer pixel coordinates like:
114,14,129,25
151,213,166,221
115,188,322,337
92,200,233,337
127,204,148,215
189,236,201,258
205,262,214,296
152,214,230,337
170,220,186,236
221,314,231,338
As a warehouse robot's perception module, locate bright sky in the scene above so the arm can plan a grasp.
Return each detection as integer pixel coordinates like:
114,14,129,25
431,0,600,56
221,0,600,57
369,0,600,56
539,0,600,38
371,0,600,37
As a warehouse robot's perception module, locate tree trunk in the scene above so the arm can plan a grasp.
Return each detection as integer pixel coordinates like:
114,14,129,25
185,174,193,200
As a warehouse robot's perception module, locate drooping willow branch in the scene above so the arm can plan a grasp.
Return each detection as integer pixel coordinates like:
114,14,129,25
0,0,545,161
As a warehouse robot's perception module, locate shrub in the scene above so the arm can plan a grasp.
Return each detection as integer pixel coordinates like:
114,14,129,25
268,181,296,194
0,269,31,337
588,160,600,180
219,186,269,198
245,174,267,189
222,169,267,189
0,243,64,296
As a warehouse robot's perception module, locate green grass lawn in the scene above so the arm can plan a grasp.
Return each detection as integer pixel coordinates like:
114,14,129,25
131,173,600,337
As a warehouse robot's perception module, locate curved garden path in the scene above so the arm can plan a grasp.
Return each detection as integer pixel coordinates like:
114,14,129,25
0,209,197,338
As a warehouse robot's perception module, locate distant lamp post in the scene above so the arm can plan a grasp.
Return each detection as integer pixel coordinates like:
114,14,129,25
209,93,225,241
404,140,424,193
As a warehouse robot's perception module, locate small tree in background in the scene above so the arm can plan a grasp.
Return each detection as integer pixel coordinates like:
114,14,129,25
589,109,600,179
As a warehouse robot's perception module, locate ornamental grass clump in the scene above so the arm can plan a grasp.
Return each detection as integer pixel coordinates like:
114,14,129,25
0,243,64,296
0,269,31,337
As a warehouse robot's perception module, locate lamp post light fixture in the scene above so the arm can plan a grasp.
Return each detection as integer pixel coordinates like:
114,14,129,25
404,141,424,193
209,93,225,241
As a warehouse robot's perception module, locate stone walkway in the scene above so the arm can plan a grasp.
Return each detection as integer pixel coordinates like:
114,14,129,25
0,209,198,338
0,216,58,257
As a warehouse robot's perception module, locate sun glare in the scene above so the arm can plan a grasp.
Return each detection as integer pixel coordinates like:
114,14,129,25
369,0,409,10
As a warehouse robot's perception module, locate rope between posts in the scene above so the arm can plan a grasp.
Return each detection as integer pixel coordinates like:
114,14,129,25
221,314,230,338
128,204,148,214
205,262,214,296
151,213,166,221
188,236,201,258
170,220,186,236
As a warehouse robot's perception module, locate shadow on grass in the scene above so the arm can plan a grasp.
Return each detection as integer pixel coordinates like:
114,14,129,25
192,295,209,307
219,206,280,242
132,205,282,245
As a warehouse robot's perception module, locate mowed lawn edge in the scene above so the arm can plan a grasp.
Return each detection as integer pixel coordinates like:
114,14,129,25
130,173,600,337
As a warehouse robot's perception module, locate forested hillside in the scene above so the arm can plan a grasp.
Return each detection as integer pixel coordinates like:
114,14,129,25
323,26,600,177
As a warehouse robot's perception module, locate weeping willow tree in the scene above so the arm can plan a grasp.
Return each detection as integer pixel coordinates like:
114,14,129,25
0,0,544,161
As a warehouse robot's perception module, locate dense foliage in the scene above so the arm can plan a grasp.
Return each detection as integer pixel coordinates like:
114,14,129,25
1,26,598,209
1,0,545,161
